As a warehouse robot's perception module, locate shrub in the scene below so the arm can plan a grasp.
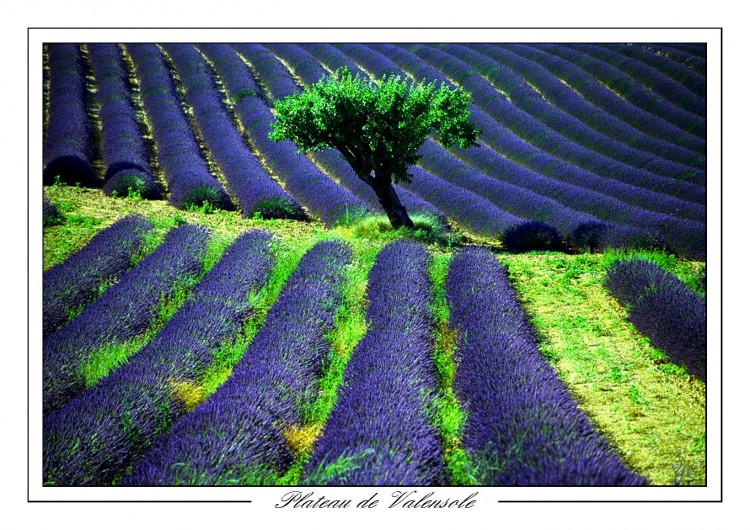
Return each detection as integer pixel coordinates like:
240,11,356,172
501,221,566,252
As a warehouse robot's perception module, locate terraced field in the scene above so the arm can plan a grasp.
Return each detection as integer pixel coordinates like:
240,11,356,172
42,42,708,486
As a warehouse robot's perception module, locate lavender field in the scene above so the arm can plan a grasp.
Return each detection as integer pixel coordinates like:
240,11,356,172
42,42,708,487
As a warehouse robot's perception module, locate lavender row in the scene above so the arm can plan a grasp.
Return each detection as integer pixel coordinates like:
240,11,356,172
43,215,153,336
304,241,446,485
465,43,705,171
664,43,707,58
122,240,351,485
43,223,209,414
446,247,646,485
417,140,599,235
232,43,301,101
503,44,705,155
444,131,708,253
88,44,161,198
530,44,706,138
204,44,371,225
366,44,706,206
43,43,97,186
43,230,275,486
600,44,706,98
162,44,304,219
403,44,707,196
641,44,707,75
604,258,706,381
575,43,706,114
437,43,705,182
125,44,232,210
260,44,446,222
297,43,370,79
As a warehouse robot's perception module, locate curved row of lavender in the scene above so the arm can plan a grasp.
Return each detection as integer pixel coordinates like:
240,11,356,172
43,223,209,415
125,44,233,210
202,44,369,226
43,215,152,336
437,43,704,183
43,229,275,485
604,258,707,381
303,241,446,485
458,44,705,173
446,247,647,485
262,43,447,223
640,44,706,76
594,44,706,99
162,44,305,220
530,44,705,138
122,240,352,485
503,44,705,155
368,43,706,208
88,44,161,199
568,44,706,119
43,43,97,187
404,44,706,196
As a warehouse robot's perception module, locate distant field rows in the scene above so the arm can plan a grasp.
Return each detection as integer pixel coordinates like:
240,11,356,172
43,42,707,259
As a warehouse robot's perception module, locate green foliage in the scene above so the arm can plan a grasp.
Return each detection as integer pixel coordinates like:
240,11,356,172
268,67,480,184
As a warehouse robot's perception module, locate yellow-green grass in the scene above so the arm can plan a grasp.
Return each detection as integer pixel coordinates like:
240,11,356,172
42,185,706,486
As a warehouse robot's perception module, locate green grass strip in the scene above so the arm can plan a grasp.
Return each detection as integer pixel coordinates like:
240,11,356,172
427,251,480,486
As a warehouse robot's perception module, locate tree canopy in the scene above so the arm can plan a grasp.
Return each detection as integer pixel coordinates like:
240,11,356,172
268,66,480,228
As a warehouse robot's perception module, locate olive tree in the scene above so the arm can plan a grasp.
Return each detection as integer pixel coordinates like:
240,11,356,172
268,67,480,229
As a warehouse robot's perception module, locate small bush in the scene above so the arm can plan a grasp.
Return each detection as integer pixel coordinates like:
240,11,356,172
351,213,463,248
43,195,64,226
253,198,307,221
104,169,161,200
501,222,566,253
567,222,613,253
178,185,233,212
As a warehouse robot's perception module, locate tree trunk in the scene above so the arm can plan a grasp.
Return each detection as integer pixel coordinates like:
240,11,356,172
372,178,414,229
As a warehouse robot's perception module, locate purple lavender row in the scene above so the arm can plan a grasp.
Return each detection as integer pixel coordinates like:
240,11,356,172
261,44,446,222
663,43,707,58
43,223,209,415
43,215,153,336
404,44,707,196
43,43,97,187
503,44,705,155
437,43,705,182
203,44,371,225
417,140,601,235
296,43,369,79
530,44,705,138
367,44,706,206
122,240,351,485
162,44,304,220
232,43,301,101
604,258,706,381
601,44,706,98
88,44,161,199
464,43,705,172
304,241,446,485
125,44,232,210
641,44,707,75
446,247,646,485
43,229,275,486
577,43,706,113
